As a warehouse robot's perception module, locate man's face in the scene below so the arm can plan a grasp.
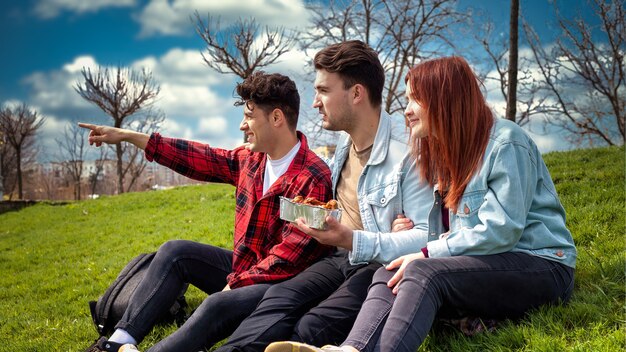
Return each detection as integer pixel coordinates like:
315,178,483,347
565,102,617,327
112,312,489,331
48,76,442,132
313,69,355,132
239,101,274,153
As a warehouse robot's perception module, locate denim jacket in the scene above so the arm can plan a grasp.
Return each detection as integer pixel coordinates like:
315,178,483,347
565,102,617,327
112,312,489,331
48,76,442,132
326,114,433,265
427,119,577,268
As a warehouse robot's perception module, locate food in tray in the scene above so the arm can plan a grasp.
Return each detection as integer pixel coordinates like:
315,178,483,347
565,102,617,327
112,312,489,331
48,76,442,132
291,196,339,209
279,196,342,230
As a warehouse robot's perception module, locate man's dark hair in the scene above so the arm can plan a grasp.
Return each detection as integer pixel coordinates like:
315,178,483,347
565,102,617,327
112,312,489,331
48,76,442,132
235,71,300,130
314,40,384,108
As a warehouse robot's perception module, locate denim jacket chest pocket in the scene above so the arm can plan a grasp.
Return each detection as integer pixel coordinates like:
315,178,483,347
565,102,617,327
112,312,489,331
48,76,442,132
453,190,487,230
363,171,402,232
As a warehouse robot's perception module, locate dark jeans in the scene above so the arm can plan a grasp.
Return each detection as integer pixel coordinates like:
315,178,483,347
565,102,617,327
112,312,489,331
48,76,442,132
216,250,381,352
114,240,271,352
344,252,575,352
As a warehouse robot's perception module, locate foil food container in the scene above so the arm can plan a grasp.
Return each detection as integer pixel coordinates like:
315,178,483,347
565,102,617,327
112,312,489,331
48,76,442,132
279,196,342,230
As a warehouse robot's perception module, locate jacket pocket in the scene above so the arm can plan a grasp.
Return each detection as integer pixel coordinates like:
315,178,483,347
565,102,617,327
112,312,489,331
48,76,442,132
455,190,486,225
365,173,400,208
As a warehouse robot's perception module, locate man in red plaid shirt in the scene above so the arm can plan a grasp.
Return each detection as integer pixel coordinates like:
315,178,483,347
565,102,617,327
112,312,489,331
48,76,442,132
79,71,333,352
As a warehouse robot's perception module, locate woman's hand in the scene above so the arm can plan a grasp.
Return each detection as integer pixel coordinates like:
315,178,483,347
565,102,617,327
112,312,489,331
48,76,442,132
385,252,425,294
391,214,414,232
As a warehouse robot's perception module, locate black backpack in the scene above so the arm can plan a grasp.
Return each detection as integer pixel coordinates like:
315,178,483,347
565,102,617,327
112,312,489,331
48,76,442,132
88,252,189,336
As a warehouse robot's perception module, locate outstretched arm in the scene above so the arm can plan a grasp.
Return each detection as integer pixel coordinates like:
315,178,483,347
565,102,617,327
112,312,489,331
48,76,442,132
78,123,149,150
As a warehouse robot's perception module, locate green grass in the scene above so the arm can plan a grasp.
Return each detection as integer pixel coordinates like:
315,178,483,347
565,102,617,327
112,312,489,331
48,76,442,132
0,146,624,351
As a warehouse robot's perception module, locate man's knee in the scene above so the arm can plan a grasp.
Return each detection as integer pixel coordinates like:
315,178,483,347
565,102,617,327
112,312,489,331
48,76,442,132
156,239,190,259
293,312,348,345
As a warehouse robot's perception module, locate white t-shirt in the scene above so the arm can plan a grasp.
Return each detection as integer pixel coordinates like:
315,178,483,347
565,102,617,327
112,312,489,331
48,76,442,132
263,141,301,195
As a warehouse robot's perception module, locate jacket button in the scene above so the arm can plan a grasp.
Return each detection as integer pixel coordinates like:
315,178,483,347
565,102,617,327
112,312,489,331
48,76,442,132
556,250,564,257
380,197,386,204
463,204,470,214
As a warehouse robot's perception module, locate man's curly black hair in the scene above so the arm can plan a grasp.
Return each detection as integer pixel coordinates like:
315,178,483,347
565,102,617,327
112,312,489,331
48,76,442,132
235,71,300,130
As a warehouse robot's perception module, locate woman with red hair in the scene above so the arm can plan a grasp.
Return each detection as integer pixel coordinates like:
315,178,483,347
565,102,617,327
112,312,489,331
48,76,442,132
266,56,577,352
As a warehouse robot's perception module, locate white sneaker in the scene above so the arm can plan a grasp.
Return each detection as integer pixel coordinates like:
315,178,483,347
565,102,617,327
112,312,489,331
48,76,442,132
265,342,344,352
118,344,140,352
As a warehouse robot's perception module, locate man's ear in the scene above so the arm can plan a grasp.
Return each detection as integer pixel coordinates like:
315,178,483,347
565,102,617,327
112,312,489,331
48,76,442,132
352,84,366,105
271,108,285,127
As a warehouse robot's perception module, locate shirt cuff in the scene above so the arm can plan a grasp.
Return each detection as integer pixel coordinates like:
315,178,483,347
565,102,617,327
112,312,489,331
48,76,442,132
348,230,371,265
144,132,160,162
426,238,452,258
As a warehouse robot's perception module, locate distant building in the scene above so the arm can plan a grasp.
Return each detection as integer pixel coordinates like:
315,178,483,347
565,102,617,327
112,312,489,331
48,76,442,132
14,158,202,200
312,145,336,159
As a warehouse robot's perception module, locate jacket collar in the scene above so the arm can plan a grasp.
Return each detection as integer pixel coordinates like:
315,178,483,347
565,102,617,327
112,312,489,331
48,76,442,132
366,113,392,166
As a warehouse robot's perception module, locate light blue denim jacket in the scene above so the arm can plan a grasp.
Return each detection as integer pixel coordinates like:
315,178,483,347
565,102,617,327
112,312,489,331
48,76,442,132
426,118,577,268
326,114,433,265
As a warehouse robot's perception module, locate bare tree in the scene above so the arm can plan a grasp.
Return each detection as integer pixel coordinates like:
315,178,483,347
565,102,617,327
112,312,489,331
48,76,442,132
88,147,109,197
75,65,160,194
194,12,297,142
506,0,519,122
0,130,13,199
195,13,297,79
37,165,59,200
299,0,467,144
0,104,45,199
121,109,165,192
56,123,86,200
474,15,544,127
524,0,625,147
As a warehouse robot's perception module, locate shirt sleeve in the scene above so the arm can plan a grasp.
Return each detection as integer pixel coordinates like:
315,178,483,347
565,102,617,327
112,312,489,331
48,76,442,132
144,132,246,185
427,142,535,258
349,155,432,265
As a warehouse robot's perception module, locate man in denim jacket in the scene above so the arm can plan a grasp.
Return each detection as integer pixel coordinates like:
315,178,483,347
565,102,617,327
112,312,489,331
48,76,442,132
215,41,432,352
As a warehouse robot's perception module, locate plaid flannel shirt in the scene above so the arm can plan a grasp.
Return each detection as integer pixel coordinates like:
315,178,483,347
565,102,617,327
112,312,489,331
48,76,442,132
145,131,333,288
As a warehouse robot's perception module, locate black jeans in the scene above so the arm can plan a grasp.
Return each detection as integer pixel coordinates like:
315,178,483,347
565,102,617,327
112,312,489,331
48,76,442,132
114,240,271,352
344,252,575,352
216,250,381,352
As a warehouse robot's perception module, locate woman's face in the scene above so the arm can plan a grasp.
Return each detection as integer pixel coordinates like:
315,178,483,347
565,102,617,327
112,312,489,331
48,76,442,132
404,84,429,139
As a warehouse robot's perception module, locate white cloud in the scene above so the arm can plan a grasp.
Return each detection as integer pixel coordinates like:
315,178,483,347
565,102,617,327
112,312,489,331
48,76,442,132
159,118,195,140
34,0,136,19
38,114,74,162
135,0,309,37
19,49,249,158
265,45,312,78
131,48,228,87
63,56,99,73
22,50,235,118
1,99,25,110
23,56,96,110
197,116,228,136
158,83,225,117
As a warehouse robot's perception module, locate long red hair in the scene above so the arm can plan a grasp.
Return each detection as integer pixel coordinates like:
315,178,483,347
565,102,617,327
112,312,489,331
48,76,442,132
406,56,494,213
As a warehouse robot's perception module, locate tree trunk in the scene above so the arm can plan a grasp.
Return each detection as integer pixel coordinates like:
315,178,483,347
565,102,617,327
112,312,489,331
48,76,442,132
16,147,22,199
116,143,124,194
506,0,519,122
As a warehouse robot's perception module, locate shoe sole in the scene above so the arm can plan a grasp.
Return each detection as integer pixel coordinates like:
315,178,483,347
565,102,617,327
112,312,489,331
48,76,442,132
265,342,320,352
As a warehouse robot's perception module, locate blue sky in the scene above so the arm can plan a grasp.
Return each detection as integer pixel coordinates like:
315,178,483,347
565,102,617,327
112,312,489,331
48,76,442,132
0,0,597,161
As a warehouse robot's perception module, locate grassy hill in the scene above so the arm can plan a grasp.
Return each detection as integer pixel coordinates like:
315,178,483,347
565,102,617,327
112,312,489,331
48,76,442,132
0,146,624,351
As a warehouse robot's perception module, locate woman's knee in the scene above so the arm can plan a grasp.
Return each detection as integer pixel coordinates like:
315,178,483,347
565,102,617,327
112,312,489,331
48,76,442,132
399,260,446,290
372,266,395,284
